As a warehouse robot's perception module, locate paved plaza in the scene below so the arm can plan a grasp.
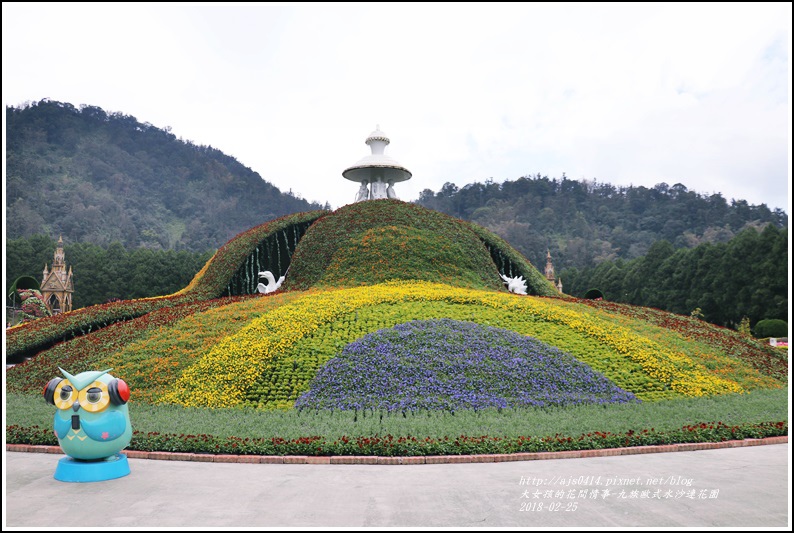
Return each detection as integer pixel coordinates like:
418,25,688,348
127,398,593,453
3,442,790,529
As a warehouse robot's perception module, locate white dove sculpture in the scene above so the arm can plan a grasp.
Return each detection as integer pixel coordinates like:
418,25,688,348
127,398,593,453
257,271,285,294
500,273,527,295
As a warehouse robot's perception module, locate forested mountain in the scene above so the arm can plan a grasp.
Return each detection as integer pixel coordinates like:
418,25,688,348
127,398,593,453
9,99,786,269
416,176,787,273
5,99,326,252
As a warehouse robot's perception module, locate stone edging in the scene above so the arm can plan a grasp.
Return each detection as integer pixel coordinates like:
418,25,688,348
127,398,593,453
6,436,787,465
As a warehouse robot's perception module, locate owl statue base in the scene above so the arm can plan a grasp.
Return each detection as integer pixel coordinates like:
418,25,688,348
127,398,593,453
54,453,130,483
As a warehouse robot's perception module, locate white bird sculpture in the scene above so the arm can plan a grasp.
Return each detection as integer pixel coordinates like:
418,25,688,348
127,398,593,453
500,273,528,295
257,271,285,294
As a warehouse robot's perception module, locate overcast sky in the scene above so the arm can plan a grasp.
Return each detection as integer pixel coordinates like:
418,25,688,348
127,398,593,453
3,2,791,212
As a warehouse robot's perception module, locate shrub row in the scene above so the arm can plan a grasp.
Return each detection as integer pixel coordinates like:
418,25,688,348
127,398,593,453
7,421,786,456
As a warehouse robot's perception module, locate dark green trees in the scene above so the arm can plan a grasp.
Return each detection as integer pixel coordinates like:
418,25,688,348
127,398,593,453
416,175,787,273
6,236,213,309
561,226,788,329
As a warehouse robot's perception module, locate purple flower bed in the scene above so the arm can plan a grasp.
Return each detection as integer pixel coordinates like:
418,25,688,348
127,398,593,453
295,319,638,412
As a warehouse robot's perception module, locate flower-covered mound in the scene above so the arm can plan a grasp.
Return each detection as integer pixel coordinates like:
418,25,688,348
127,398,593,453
5,198,788,457
316,225,503,291
295,319,638,412
283,199,557,296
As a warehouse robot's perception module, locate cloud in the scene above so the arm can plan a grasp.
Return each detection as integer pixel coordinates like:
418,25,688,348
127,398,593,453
3,3,790,212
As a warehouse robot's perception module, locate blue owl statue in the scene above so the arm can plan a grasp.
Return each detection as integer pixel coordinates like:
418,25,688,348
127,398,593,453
44,367,132,482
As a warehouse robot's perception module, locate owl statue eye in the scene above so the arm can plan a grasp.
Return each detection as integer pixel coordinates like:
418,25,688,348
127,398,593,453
78,381,111,413
59,385,74,402
85,387,103,404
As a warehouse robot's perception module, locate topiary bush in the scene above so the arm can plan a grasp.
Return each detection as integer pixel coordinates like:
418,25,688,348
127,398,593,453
754,319,788,339
584,288,604,300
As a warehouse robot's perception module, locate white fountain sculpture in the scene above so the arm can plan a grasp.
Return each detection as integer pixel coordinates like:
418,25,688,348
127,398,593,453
355,180,370,202
343,126,411,202
257,271,285,294
500,274,528,295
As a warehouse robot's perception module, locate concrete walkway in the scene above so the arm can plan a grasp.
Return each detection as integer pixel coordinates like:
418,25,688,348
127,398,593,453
4,442,790,528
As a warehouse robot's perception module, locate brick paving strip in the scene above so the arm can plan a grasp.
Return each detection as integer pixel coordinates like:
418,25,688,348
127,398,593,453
6,436,787,465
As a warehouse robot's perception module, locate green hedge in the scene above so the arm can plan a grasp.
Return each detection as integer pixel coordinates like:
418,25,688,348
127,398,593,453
754,319,788,339
7,421,786,456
